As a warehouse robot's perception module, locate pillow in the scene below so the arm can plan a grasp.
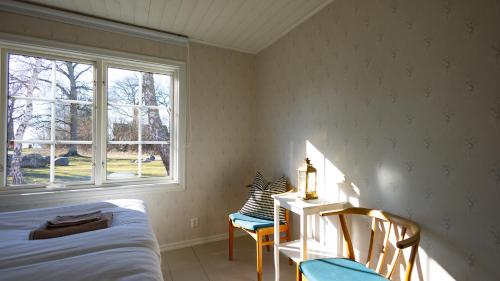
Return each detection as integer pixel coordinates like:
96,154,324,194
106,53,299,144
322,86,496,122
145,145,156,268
239,172,287,223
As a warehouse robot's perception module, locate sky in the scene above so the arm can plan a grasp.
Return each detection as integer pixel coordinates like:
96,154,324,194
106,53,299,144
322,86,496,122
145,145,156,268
8,54,172,145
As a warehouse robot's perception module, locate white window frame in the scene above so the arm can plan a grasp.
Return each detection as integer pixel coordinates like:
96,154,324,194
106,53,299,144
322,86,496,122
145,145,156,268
0,36,186,194
102,61,176,184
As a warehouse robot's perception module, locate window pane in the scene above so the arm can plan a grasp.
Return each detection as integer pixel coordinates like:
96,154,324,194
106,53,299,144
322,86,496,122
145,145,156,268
143,73,171,108
6,143,50,185
106,67,173,180
141,108,170,141
107,105,138,141
107,144,138,179
6,53,95,187
8,54,52,99
55,145,92,182
8,100,51,141
107,68,140,105
141,144,168,178
56,103,92,141
55,62,94,101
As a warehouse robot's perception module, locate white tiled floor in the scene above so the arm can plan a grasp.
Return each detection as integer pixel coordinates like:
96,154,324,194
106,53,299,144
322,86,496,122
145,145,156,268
161,235,296,281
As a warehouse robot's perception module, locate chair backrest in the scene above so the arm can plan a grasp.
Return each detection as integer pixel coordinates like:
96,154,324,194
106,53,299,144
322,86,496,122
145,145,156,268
321,207,420,281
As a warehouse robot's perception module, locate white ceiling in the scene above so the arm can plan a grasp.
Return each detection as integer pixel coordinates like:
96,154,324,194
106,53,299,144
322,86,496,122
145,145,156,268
22,0,332,54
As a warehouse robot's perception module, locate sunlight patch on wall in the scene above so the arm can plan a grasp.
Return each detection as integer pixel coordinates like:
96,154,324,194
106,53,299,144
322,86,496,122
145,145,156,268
376,164,402,195
306,140,359,206
306,140,342,198
411,246,455,281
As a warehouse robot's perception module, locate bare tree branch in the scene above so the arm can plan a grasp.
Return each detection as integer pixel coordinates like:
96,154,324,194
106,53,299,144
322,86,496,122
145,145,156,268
75,65,92,80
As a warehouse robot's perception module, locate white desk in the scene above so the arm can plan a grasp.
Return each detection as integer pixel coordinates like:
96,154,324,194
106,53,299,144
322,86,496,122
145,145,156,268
272,192,349,281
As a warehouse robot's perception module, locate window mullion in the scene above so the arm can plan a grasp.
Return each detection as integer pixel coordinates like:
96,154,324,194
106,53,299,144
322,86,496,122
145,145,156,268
94,60,104,186
49,60,56,183
10,96,92,105
170,71,176,179
0,49,6,188
137,73,142,178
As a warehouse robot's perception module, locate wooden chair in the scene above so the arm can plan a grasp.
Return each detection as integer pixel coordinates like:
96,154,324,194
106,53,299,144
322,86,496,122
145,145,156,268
298,207,420,281
228,187,292,281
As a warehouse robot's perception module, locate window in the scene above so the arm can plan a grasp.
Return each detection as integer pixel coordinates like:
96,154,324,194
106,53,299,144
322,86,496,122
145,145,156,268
0,44,184,191
105,66,172,180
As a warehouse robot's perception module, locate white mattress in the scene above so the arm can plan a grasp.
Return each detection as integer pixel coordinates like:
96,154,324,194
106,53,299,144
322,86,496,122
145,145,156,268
0,199,163,281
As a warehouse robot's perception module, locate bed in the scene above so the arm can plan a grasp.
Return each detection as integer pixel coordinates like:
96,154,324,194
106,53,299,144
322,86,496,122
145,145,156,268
0,199,163,281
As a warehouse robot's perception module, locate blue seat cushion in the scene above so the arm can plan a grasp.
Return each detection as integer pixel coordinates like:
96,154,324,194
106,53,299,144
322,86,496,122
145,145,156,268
300,258,388,281
229,212,276,231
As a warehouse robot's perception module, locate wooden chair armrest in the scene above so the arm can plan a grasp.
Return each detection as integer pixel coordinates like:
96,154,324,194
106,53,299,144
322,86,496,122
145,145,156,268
396,234,420,249
321,208,419,229
320,207,420,249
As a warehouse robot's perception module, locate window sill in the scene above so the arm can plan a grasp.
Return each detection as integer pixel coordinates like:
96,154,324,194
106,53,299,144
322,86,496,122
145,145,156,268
0,181,184,209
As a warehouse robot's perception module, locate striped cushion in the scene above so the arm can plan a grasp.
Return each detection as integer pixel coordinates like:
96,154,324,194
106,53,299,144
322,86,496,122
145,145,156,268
239,172,286,223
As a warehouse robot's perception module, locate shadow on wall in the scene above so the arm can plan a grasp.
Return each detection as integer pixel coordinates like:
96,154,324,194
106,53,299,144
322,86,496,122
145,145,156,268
296,140,461,281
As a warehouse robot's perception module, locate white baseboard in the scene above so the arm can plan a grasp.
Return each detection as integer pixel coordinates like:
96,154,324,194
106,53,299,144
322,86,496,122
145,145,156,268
160,231,246,252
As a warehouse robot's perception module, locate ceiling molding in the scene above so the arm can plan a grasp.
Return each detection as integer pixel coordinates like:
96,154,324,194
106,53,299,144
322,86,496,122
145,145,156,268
0,0,189,47
189,38,254,55
255,0,334,54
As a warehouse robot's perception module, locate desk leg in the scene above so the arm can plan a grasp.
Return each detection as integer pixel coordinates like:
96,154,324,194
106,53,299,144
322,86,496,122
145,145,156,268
274,202,280,281
300,213,307,261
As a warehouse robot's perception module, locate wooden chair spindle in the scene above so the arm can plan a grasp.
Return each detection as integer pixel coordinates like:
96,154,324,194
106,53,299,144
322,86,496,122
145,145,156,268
375,222,392,273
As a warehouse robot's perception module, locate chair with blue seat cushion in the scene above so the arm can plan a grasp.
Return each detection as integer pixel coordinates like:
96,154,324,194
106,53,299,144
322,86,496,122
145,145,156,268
298,207,420,281
228,212,276,231
228,211,291,281
228,172,292,281
300,258,389,281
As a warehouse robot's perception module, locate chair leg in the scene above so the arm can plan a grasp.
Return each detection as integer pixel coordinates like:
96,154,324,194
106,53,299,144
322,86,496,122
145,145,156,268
264,235,271,252
296,264,302,281
286,228,293,265
228,218,234,261
256,231,263,281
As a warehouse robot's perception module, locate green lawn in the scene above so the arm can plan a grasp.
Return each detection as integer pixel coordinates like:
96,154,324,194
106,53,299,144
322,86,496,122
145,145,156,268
107,154,167,178
7,151,168,185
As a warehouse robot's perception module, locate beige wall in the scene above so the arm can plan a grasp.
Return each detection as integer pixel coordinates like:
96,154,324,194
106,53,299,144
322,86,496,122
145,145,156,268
256,0,500,280
0,12,256,248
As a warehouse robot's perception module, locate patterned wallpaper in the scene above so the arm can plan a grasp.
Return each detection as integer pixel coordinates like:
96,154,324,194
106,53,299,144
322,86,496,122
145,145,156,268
0,13,256,247
256,0,500,280
2,2,500,280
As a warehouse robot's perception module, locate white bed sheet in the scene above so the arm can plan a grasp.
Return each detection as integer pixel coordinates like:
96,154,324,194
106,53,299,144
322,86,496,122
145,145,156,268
0,199,163,281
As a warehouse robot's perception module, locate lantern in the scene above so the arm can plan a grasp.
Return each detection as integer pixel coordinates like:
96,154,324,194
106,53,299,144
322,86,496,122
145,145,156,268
297,158,318,200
